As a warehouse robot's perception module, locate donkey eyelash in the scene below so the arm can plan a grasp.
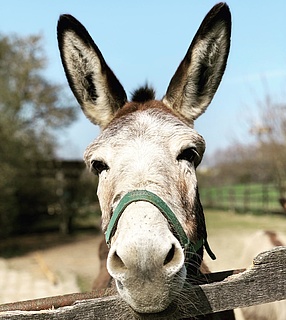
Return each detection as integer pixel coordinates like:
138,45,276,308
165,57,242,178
91,159,109,175
177,147,199,164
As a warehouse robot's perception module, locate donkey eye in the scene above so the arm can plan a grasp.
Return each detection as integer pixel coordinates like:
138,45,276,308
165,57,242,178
177,147,199,164
91,160,109,175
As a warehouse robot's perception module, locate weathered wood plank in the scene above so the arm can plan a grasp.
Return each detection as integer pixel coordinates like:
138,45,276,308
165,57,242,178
0,247,285,319
0,290,113,313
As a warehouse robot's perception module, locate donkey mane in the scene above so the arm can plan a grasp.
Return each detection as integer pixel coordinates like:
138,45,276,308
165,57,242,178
131,85,156,102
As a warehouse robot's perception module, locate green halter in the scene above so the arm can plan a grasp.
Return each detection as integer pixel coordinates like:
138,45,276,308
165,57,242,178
105,190,216,262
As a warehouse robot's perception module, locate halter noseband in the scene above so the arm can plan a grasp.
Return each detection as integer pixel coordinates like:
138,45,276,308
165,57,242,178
105,190,216,262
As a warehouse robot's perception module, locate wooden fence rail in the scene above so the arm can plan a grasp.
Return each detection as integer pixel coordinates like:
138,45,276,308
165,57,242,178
0,247,285,319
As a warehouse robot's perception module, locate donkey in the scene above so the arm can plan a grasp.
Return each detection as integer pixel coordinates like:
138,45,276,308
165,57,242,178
236,230,286,320
57,3,233,319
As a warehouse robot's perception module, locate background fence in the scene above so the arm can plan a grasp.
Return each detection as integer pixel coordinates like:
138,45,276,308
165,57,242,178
200,183,284,214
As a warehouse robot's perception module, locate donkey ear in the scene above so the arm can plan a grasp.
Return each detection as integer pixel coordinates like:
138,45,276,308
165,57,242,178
57,15,127,128
162,3,231,123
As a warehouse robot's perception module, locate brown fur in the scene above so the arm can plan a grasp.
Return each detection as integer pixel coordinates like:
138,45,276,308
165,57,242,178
239,230,285,320
279,198,286,212
92,236,113,290
265,230,284,247
112,100,189,126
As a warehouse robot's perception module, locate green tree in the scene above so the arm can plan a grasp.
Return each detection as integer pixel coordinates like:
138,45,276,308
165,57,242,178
0,34,77,237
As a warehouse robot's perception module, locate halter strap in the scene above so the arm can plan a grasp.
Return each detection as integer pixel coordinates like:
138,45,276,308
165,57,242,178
105,190,216,261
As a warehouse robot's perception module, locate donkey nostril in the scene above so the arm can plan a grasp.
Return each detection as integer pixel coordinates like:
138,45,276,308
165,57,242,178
164,244,176,266
117,280,124,290
110,250,126,271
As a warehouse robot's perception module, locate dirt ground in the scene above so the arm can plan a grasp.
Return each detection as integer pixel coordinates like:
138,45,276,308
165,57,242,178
0,231,105,304
8,233,103,289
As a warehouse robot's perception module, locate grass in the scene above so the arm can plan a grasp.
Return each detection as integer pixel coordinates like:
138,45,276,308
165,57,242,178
203,209,286,271
76,274,92,293
200,183,282,213
205,209,286,234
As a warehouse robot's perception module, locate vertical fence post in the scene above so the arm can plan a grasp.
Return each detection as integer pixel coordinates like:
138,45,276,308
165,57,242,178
261,183,269,213
244,185,249,213
228,186,235,212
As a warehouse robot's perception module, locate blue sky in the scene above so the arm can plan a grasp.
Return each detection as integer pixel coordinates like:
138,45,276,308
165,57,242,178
1,1,286,161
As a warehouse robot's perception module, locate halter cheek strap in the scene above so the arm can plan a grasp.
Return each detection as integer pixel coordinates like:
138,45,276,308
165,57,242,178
105,190,216,262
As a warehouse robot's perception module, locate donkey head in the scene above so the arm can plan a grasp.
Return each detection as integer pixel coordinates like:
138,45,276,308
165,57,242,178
57,3,231,315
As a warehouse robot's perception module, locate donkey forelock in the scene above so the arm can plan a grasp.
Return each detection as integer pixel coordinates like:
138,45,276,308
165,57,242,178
131,85,156,103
